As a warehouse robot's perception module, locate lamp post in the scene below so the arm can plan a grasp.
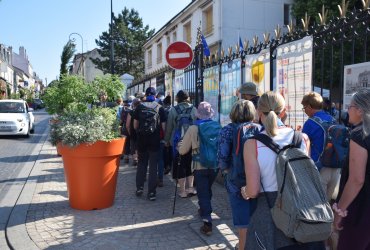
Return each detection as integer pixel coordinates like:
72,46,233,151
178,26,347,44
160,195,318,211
110,0,114,75
69,32,84,78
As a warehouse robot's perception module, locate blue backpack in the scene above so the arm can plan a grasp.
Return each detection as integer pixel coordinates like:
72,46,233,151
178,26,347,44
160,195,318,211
228,122,261,188
310,116,350,169
193,120,222,168
172,105,194,155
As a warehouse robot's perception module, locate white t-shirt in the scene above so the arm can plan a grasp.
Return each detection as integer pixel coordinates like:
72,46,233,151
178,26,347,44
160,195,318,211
256,127,309,192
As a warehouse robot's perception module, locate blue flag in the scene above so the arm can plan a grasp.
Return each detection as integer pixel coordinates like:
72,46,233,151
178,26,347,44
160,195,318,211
201,34,211,57
239,36,244,52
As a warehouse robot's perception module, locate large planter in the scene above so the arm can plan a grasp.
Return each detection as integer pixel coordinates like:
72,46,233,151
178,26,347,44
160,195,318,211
57,138,126,210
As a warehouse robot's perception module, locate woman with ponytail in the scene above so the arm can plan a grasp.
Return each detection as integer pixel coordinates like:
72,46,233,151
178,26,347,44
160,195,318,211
334,88,370,250
240,91,312,249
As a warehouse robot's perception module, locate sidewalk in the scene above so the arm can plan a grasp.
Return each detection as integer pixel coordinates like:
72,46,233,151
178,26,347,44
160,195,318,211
7,139,238,250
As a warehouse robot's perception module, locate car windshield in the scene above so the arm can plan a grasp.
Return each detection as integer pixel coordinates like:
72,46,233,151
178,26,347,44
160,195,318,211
0,102,25,113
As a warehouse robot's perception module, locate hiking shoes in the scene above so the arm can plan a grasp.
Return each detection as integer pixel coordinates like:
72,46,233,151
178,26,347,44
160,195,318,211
148,192,156,201
135,187,143,197
200,222,212,236
157,179,164,187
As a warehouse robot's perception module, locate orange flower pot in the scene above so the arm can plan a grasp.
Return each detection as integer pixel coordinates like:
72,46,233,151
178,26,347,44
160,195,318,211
57,138,125,210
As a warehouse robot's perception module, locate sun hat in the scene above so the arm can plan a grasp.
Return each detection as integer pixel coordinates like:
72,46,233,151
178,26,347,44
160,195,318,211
239,82,259,96
196,101,214,120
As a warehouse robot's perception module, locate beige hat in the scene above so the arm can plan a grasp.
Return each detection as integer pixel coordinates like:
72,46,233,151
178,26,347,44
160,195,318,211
239,82,258,96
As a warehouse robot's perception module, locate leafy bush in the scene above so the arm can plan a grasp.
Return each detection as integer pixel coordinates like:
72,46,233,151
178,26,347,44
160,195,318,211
50,107,120,147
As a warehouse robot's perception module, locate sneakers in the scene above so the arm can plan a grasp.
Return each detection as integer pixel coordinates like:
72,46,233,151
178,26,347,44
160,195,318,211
186,187,197,195
157,179,164,187
200,222,212,236
135,187,143,197
148,192,156,201
164,167,171,175
178,191,188,198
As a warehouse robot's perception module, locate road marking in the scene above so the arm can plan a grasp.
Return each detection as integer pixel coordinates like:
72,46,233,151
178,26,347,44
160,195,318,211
169,52,190,59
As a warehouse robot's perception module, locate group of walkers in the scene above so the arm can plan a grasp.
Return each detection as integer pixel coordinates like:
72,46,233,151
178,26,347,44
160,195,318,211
116,82,370,250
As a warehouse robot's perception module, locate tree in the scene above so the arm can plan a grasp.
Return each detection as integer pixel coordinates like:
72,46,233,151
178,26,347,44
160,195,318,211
60,41,76,77
292,0,361,25
92,7,155,78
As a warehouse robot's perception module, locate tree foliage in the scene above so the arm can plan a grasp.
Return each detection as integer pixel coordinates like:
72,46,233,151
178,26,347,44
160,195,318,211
292,0,362,25
92,7,155,78
60,41,76,77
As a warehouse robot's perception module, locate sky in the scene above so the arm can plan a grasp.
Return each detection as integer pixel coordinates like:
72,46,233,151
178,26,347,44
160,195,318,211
0,0,192,85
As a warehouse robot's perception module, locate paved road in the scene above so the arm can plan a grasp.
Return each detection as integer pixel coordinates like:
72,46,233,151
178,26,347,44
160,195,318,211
0,112,239,249
0,110,50,250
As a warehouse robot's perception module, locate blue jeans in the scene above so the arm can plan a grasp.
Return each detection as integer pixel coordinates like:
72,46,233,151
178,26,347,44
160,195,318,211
194,168,219,223
157,142,165,181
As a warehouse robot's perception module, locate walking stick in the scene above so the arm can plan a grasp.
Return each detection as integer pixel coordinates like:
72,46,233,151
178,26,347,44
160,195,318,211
172,153,181,215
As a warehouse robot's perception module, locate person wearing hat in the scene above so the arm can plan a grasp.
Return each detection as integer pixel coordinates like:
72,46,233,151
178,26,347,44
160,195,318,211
164,90,197,198
238,82,260,108
178,101,220,236
132,87,166,201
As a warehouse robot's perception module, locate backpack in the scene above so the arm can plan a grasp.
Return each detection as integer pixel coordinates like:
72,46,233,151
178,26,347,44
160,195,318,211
137,102,160,135
172,105,194,154
310,116,350,169
228,122,261,188
193,120,222,168
253,131,333,243
120,106,131,136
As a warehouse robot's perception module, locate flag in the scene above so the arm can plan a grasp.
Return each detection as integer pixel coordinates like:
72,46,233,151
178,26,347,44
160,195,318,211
239,36,244,52
201,34,211,57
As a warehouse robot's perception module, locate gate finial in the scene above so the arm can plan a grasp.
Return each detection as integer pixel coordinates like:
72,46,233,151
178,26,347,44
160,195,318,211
253,35,259,47
318,5,328,25
243,39,249,51
263,32,270,44
301,12,310,32
287,20,295,36
338,0,349,18
275,24,282,40
362,0,370,9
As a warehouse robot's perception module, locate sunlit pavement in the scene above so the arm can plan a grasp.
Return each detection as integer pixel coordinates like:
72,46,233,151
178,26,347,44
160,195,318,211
10,139,238,250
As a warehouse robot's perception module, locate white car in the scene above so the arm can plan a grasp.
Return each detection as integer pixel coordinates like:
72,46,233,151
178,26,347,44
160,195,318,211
0,100,35,137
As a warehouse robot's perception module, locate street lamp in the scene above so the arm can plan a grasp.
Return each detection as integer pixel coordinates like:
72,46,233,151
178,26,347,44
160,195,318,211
69,32,84,77
110,0,114,75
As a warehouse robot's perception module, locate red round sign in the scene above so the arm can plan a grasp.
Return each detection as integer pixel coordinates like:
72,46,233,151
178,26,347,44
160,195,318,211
165,41,194,70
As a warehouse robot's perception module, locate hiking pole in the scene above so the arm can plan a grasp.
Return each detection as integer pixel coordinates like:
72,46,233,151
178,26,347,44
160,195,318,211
172,154,181,215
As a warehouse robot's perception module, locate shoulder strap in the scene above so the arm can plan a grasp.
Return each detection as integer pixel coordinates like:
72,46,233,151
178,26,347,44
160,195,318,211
292,130,303,148
252,133,281,154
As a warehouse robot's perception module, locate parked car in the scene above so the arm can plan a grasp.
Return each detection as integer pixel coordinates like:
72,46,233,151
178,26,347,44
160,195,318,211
32,98,45,110
0,100,35,137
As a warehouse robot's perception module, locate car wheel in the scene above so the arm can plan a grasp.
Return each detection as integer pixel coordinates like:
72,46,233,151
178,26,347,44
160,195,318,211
30,124,35,134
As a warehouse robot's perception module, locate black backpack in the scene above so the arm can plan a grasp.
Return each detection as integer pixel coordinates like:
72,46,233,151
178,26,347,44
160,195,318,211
137,102,160,135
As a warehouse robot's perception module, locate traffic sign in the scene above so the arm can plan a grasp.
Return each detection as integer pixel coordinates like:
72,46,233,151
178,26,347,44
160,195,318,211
165,41,194,70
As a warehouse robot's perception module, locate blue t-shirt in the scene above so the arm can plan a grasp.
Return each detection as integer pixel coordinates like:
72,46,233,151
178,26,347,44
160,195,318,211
302,110,335,162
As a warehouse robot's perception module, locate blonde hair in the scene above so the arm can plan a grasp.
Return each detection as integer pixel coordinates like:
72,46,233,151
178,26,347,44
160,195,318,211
301,92,323,110
229,100,256,123
258,91,285,137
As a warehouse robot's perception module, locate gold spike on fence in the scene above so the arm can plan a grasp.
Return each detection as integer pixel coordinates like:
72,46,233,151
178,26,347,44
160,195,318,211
287,20,295,36
263,32,270,44
301,12,310,32
243,39,249,51
338,0,349,18
275,24,282,40
319,5,328,26
253,35,259,47
362,0,370,9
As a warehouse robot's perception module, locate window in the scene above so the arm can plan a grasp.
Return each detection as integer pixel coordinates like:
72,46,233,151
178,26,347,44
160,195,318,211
173,32,177,42
183,22,192,44
284,4,292,26
147,49,152,68
167,36,171,47
157,43,162,63
203,6,213,35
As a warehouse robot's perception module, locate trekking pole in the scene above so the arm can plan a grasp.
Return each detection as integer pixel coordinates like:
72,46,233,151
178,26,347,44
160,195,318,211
172,154,181,215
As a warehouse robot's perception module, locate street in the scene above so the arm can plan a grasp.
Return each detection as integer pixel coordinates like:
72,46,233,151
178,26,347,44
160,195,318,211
0,110,50,250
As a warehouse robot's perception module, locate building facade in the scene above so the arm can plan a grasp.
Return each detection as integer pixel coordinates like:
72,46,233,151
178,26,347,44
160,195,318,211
130,0,293,95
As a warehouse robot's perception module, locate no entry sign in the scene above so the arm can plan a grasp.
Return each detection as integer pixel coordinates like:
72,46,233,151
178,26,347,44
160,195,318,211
165,41,194,70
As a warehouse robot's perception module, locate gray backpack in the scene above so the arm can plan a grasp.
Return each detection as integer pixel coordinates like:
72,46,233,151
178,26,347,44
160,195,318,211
253,131,333,243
